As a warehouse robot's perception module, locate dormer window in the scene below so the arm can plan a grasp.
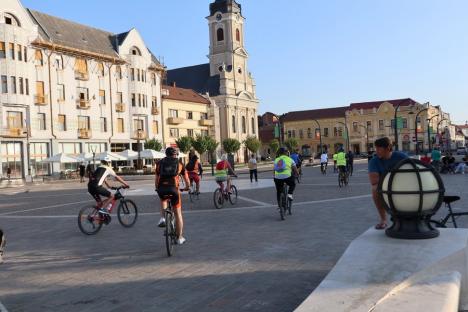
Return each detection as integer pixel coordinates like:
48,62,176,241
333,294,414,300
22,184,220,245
4,13,20,27
130,46,141,56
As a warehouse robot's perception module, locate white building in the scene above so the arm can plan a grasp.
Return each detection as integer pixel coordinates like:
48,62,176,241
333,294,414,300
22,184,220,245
1,0,164,179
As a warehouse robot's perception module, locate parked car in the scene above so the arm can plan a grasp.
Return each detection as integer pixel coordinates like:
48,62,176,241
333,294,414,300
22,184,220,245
456,147,468,155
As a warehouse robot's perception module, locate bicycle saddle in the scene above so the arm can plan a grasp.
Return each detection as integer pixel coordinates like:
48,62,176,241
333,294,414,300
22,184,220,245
443,196,460,204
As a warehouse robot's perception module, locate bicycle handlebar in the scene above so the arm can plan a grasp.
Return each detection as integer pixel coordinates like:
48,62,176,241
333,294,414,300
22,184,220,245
111,185,129,190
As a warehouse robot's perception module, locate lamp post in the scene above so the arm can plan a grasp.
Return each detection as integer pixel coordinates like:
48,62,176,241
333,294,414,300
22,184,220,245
358,124,369,153
311,119,323,155
137,128,142,170
336,121,350,152
414,106,429,155
23,124,31,181
90,145,97,171
427,114,439,152
436,118,448,152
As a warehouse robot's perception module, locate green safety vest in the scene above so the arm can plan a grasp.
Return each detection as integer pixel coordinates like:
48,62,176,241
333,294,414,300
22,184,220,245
274,155,294,178
336,152,347,166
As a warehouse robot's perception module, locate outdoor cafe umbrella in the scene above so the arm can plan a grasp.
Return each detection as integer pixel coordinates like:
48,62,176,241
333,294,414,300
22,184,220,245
74,153,94,162
41,153,80,164
118,149,138,160
94,151,127,161
139,149,166,159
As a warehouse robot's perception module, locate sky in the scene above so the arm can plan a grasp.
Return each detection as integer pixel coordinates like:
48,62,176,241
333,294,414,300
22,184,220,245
21,0,468,124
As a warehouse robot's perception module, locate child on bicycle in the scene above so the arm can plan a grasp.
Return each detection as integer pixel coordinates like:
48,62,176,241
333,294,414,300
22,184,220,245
215,154,237,193
88,157,129,214
155,147,190,245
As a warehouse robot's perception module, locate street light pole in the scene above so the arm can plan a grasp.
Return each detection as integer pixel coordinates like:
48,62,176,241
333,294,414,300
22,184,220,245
427,115,439,152
414,107,429,155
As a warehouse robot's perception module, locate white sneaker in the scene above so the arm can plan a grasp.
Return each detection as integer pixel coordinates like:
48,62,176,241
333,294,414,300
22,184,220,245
177,237,186,245
287,194,293,201
158,217,166,228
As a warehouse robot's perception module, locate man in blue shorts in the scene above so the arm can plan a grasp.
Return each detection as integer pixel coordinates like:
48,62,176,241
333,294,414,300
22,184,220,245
368,137,408,230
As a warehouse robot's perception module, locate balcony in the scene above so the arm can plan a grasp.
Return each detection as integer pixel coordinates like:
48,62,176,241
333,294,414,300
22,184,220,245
1,127,27,138
151,107,159,115
34,95,48,105
132,131,147,140
74,71,89,81
116,103,126,112
78,129,91,139
199,119,214,126
167,117,184,125
76,99,90,110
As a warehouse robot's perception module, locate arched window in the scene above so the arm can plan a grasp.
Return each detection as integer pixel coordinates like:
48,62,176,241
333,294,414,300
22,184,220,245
242,116,246,133
217,28,224,42
130,46,141,56
232,115,236,133
251,117,255,134
115,66,122,79
98,62,105,77
55,56,63,70
236,28,240,42
34,50,43,66
4,13,21,27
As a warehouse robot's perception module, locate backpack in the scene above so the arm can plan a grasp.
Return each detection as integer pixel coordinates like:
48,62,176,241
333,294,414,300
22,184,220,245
159,157,179,178
186,160,196,172
216,161,227,171
274,157,287,172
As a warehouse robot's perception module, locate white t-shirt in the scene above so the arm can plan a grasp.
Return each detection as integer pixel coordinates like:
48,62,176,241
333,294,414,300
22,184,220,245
320,153,328,163
94,165,117,186
248,158,257,169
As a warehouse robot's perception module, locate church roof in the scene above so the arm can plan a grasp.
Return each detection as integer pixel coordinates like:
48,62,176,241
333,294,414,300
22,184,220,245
166,64,220,96
210,0,242,16
162,85,211,105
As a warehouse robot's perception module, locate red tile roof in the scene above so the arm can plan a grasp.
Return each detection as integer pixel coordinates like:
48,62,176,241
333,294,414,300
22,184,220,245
349,98,418,111
162,85,211,104
282,107,348,122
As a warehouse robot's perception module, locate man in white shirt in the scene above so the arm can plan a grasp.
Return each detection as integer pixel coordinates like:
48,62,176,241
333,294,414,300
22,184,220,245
248,154,258,182
320,152,328,173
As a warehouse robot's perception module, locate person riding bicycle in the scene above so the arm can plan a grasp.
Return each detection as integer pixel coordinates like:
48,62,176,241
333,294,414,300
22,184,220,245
88,157,129,214
185,154,202,195
215,154,237,193
274,147,299,205
155,147,190,245
320,151,328,172
290,149,303,175
346,150,354,175
336,148,347,177
332,152,338,173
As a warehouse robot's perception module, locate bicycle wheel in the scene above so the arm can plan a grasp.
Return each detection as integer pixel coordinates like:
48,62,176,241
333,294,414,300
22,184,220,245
278,192,285,221
288,198,292,215
78,205,103,235
213,188,224,209
344,173,349,186
338,173,343,188
429,219,447,228
117,199,138,228
165,211,175,257
229,185,238,205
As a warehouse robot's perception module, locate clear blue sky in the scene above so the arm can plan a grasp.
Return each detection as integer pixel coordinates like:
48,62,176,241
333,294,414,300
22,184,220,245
21,0,468,124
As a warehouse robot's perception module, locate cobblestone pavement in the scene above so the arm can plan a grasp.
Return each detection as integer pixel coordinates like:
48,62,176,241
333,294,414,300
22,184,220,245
0,163,466,312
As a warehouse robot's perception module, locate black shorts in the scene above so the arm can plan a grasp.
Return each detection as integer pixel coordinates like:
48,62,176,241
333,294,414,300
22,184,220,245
157,186,181,209
88,184,111,201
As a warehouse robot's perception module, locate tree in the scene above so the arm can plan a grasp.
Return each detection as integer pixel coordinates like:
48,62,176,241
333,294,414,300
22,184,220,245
243,136,261,154
222,138,241,155
269,139,280,156
284,138,299,152
205,136,219,163
192,134,208,157
145,138,162,152
176,136,192,154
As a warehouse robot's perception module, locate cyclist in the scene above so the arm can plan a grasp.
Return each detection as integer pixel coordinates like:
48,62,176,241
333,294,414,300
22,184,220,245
215,154,237,193
290,149,303,176
88,157,129,214
320,151,328,173
185,154,202,195
274,147,299,205
347,150,354,176
336,148,348,178
155,147,190,245
333,152,338,173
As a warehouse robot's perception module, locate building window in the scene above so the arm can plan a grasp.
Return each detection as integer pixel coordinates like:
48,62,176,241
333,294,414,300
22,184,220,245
251,118,256,134
30,143,49,176
201,130,209,137
117,118,124,133
130,46,141,56
1,76,7,93
116,66,122,79
138,94,142,107
292,130,296,138
242,116,246,133
36,81,45,103
287,130,292,139
232,115,236,133
100,117,107,132
117,92,123,103
131,93,136,106
58,114,66,131
217,28,224,41
169,109,178,118
10,76,16,94
353,122,358,132
169,128,179,138
307,128,312,138
25,79,29,95
23,46,27,63
9,43,15,60
403,118,408,129
98,63,105,77
74,58,88,76
17,44,22,61
38,113,46,130
152,96,157,108
6,111,23,129
77,87,89,101
137,69,140,82
134,118,144,135
99,90,105,105
187,129,194,137
379,120,384,130
55,57,63,70
19,77,24,94
367,121,372,131
35,49,43,65
187,111,193,120
201,112,208,120
143,95,147,107
0,42,5,58
4,13,21,26
151,73,156,85
152,120,159,134
299,129,303,139
236,28,240,42
78,116,90,130
57,84,65,101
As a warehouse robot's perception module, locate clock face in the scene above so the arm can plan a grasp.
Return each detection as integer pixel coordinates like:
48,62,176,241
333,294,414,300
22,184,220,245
216,14,222,21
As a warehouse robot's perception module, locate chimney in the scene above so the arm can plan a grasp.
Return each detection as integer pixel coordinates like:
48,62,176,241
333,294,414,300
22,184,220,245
172,82,176,87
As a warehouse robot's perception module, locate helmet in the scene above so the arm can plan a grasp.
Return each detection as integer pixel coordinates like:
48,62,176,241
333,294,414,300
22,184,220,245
165,147,177,157
103,156,111,162
278,147,288,155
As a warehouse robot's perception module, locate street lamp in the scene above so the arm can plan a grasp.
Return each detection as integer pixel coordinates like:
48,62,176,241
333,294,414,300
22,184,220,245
414,106,429,155
336,121,350,152
311,119,323,155
358,124,369,153
427,114,439,152
137,128,142,170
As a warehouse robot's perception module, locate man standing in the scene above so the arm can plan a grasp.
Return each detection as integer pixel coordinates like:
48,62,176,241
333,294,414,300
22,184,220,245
79,163,86,183
431,147,442,171
368,137,408,230
248,154,258,183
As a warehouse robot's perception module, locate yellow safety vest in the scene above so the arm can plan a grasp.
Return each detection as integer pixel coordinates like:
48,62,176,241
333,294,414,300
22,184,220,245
336,152,347,166
274,155,294,179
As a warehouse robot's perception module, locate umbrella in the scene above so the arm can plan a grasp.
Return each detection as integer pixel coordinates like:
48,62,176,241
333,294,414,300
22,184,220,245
118,149,139,160
74,153,94,162
42,153,80,163
139,149,166,159
94,151,127,161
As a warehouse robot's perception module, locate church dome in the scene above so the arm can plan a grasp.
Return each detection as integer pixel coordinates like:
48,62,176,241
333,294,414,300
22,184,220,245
209,0,242,16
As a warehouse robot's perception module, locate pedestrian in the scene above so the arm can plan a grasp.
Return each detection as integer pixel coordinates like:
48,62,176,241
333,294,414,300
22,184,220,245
86,163,93,179
6,167,11,181
248,154,258,182
79,163,86,183
368,137,408,230
431,147,442,171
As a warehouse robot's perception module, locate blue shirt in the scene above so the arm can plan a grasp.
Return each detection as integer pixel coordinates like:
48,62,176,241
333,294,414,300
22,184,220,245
290,153,301,165
368,151,408,175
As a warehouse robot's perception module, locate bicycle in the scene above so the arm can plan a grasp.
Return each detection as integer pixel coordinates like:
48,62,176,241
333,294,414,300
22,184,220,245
161,193,177,257
78,186,137,235
295,166,303,183
188,176,200,203
278,182,292,220
338,167,349,188
213,176,238,209
320,162,328,175
429,196,466,228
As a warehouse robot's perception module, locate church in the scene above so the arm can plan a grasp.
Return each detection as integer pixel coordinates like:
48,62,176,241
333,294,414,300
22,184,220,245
166,0,260,163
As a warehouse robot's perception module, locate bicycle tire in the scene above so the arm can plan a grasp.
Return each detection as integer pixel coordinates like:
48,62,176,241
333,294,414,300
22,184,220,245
213,188,224,209
429,219,447,228
338,173,343,188
117,199,138,228
165,210,175,257
189,191,194,203
279,192,285,221
229,185,238,205
78,205,103,235
344,173,349,186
